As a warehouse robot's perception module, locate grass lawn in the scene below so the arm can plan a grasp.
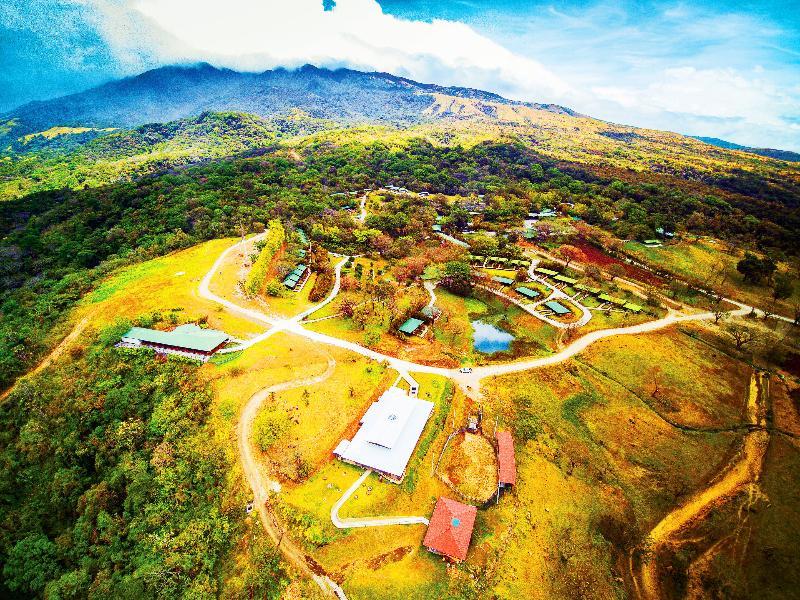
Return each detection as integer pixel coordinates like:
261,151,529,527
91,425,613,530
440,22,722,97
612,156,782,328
79,237,262,339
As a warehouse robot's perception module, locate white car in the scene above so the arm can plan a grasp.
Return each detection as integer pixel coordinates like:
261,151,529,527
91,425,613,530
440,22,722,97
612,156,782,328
459,367,473,374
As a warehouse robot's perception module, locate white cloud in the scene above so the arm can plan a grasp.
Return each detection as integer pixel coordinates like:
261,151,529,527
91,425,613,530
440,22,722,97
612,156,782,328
130,0,572,102
589,66,800,147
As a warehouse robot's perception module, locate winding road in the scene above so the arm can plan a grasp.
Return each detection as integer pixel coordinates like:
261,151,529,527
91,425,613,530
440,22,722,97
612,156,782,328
238,353,347,598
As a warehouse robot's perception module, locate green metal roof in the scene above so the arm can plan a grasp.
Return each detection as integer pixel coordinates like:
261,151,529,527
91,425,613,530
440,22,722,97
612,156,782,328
535,267,559,276
599,294,626,305
544,301,571,315
515,287,540,299
122,324,229,352
624,303,643,312
432,224,442,232
398,318,424,334
554,275,578,285
575,283,601,294
492,276,515,285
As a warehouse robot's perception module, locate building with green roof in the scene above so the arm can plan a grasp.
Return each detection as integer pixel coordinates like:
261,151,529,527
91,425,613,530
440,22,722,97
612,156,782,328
544,301,571,315
120,324,230,361
624,303,643,313
553,275,578,285
398,318,424,335
515,287,540,300
598,293,626,306
492,276,515,286
535,267,559,277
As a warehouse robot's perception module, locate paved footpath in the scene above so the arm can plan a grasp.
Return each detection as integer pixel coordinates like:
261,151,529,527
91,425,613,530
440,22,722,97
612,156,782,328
331,470,430,529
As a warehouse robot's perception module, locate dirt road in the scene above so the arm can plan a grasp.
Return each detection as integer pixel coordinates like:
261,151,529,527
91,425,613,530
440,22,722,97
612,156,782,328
0,316,91,402
633,372,770,600
238,352,347,598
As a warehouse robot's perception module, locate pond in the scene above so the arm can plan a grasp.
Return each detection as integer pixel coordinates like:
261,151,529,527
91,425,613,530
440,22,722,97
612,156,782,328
471,320,515,353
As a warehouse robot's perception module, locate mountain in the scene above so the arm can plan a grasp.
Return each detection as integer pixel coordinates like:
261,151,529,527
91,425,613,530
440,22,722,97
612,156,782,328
692,136,800,162
0,63,576,139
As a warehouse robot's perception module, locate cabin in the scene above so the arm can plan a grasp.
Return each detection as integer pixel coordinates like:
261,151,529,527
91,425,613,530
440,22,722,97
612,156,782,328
420,305,442,322
120,324,230,362
333,387,434,483
553,274,578,285
423,498,478,562
496,430,517,488
575,283,601,295
515,286,540,300
283,264,309,290
492,275,514,286
544,300,571,315
643,239,662,247
535,267,559,277
398,317,424,336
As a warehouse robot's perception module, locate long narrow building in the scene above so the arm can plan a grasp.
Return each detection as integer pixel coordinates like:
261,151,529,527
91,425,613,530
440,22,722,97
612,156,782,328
120,324,230,362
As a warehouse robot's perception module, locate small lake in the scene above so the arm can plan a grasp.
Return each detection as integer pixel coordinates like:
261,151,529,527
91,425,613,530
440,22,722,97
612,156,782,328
471,320,515,353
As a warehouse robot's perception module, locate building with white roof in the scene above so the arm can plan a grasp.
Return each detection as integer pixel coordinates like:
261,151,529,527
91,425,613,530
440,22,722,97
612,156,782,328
333,387,434,483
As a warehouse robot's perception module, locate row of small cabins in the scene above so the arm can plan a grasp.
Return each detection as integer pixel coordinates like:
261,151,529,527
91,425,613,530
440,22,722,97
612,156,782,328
489,266,642,313
334,385,516,562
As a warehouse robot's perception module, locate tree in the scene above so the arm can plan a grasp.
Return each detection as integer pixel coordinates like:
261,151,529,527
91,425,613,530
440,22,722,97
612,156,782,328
711,299,726,324
772,273,794,305
725,323,757,351
557,244,586,269
737,252,776,284
606,264,626,281
440,261,473,296
584,264,602,281
3,534,60,594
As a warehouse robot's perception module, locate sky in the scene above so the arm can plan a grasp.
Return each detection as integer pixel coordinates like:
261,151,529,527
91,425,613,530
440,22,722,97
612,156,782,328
1,0,799,150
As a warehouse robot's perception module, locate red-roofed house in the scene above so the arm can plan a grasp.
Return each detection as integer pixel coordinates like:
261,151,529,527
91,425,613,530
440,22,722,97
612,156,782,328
423,497,477,562
496,430,516,488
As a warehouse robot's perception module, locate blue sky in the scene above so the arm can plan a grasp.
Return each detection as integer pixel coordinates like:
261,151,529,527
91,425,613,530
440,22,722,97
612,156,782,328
2,0,799,150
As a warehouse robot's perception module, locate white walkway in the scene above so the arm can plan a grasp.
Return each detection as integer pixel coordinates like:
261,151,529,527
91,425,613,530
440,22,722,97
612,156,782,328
330,470,429,529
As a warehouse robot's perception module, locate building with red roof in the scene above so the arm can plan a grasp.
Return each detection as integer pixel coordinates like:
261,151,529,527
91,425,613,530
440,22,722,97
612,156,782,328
422,497,477,562
496,430,516,487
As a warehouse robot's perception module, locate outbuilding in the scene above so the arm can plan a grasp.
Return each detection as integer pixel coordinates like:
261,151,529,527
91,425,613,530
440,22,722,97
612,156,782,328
496,431,517,488
423,498,477,562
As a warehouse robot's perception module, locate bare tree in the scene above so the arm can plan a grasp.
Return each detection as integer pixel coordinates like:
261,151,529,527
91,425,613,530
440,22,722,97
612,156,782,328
725,323,757,351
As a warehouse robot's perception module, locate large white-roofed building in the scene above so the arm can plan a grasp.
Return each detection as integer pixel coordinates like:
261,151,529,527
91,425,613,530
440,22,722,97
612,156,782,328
333,387,434,483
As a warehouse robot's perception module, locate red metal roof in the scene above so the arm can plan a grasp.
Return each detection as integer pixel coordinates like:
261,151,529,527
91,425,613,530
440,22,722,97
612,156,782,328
423,497,477,562
496,430,516,485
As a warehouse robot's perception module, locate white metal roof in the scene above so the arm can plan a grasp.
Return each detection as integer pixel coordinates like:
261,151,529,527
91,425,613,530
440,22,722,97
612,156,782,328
334,388,434,478
361,387,416,448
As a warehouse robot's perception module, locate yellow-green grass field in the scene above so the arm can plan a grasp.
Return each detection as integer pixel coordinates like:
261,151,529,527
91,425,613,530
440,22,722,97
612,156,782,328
625,238,800,318
465,332,748,598
79,237,262,339
579,324,750,429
